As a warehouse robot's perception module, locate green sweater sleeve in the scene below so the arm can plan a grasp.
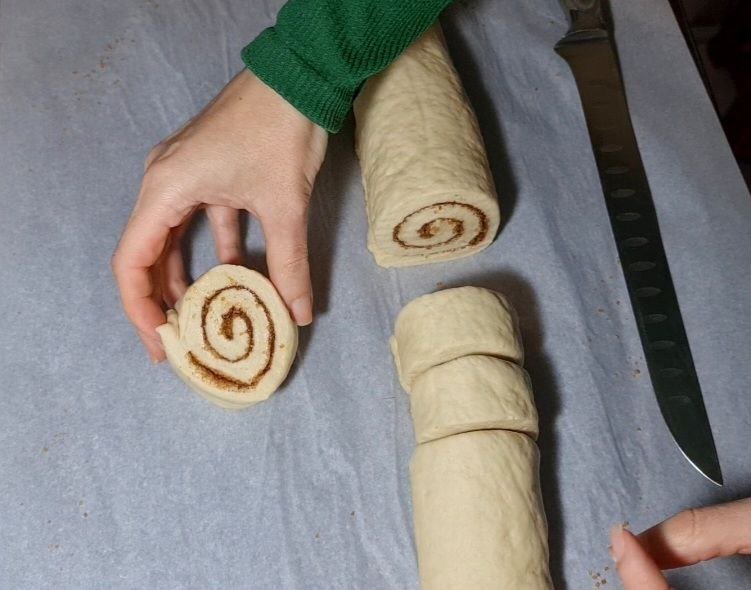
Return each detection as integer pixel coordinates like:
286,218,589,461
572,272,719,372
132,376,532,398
241,0,452,133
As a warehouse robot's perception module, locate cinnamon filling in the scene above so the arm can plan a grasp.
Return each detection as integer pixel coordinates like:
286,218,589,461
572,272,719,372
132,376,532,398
189,286,276,390
392,201,488,250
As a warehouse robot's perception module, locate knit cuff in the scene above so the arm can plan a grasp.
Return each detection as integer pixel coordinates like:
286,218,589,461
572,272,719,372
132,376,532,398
242,28,352,133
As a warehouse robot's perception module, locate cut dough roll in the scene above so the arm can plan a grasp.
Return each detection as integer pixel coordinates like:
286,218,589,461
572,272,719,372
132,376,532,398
156,265,298,409
411,355,538,444
411,430,553,590
391,287,523,391
353,24,500,267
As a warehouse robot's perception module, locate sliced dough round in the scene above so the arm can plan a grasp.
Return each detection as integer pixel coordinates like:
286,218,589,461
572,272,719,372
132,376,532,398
411,430,553,590
410,355,538,444
354,24,500,267
391,286,523,391
156,265,297,409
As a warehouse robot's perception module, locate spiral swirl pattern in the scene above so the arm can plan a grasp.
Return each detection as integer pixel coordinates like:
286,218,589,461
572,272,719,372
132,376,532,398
157,265,297,409
392,202,489,252
187,286,274,390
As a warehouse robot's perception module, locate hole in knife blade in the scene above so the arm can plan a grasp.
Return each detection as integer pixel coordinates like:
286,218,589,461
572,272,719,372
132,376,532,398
635,287,662,298
667,395,693,410
650,340,675,350
616,212,641,221
629,261,655,271
611,188,635,199
661,367,683,378
644,313,668,324
623,237,649,248
599,143,623,153
605,165,629,175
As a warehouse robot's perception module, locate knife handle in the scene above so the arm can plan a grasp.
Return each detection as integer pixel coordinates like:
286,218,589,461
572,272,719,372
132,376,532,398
561,0,610,34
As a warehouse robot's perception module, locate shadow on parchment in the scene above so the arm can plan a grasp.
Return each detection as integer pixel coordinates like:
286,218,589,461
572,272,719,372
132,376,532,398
180,208,265,284
443,270,566,590
291,121,354,367
441,16,519,232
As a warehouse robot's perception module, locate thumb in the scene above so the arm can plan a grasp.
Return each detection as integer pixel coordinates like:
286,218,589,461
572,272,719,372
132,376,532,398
259,205,313,326
611,526,672,590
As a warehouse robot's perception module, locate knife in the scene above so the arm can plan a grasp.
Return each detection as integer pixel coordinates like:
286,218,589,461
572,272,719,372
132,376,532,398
554,0,723,485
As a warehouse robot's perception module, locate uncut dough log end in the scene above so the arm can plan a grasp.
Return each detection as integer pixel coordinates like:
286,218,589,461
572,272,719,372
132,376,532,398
156,265,298,409
411,430,553,590
410,355,539,444
392,286,523,391
354,24,500,268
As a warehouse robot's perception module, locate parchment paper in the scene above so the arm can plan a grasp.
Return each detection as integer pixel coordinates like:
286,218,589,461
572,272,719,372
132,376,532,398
1,0,750,588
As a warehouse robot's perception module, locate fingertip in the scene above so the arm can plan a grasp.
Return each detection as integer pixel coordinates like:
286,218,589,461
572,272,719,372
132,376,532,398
148,350,166,364
290,295,313,326
611,526,670,590
610,524,626,562
140,331,166,363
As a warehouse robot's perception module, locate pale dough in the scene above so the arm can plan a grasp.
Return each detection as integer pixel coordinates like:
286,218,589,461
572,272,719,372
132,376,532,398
411,430,553,590
354,24,500,267
156,264,298,409
391,287,523,391
410,355,538,444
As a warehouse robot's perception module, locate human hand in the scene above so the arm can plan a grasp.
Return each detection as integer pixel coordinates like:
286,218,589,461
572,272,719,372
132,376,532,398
611,497,751,589
112,69,328,362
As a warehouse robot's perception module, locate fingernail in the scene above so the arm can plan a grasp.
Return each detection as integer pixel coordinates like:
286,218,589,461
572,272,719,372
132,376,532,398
291,296,312,326
610,525,625,563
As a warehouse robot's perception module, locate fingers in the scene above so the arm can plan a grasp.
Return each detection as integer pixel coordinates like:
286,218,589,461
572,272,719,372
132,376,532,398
611,526,671,590
206,205,243,265
159,228,189,308
259,206,313,326
113,193,191,363
638,498,751,570
113,220,170,362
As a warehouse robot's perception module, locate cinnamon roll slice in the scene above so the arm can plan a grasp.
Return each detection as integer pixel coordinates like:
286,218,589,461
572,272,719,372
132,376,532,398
156,265,297,409
410,355,538,444
354,24,500,267
390,287,523,392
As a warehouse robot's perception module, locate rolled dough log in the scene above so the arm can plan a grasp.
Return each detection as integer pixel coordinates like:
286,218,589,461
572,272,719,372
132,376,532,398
353,24,500,267
391,286,523,391
410,355,538,444
156,265,298,409
411,430,553,590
